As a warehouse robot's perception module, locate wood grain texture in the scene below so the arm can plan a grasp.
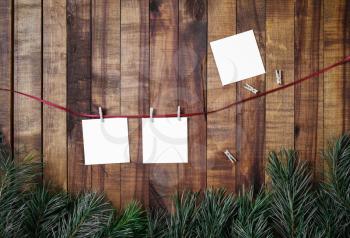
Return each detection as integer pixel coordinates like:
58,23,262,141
265,0,294,173
0,0,12,146
1,0,350,209
14,0,42,161
236,0,266,190
43,0,67,190
294,0,324,179
345,1,350,132
178,0,207,192
91,0,121,208
67,0,91,192
207,0,236,191
120,0,150,208
149,0,179,210
324,0,348,141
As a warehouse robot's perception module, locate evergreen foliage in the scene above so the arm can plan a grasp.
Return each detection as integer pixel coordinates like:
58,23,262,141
0,134,350,237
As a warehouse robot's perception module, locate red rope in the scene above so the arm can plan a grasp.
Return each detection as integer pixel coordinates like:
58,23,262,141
1,56,349,119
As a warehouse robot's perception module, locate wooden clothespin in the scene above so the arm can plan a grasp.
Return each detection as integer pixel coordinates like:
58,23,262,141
224,149,237,163
177,106,181,121
150,107,154,122
99,107,104,123
243,83,259,94
275,69,282,85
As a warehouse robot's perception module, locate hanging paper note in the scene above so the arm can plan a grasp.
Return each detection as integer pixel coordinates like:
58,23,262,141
142,118,188,164
82,118,130,165
210,30,265,86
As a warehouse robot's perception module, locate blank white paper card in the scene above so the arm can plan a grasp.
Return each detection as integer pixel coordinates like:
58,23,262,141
210,30,265,86
82,118,130,165
142,118,188,164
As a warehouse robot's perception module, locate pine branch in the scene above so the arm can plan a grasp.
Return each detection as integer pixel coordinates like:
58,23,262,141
167,191,198,238
267,149,316,238
196,188,236,238
321,134,350,237
99,201,147,238
231,189,272,238
0,145,41,237
57,192,113,238
22,187,68,237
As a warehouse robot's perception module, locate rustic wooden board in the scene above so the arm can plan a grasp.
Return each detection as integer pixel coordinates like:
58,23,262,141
345,1,350,132
67,0,91,192
324,0,348,141
265,0,294,179
207,0,236,192
120,0,150,208
294,0,324,179
91,0,121,208
149,0,179,210
0,0,12,146
14,0,42,161
43,0,67,190
178,0,207,192
236,0,266,190
1,0,350,210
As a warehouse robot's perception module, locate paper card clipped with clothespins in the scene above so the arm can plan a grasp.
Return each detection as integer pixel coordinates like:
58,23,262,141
210,30,265,86
142,107,188,164
82,108,130,165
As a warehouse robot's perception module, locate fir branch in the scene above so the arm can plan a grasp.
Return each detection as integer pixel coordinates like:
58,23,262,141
321,134,350,236
267,149,316,238
57,192,113,238
99,201,147,238
231,189,272,238
146,210,168,238
196,188,236,238
22,187,68,237
0,145,41,237
167,191,199,238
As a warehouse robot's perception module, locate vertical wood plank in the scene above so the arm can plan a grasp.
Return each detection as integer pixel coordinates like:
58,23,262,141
294,0,324,179
149,0,179,210
265,0,294,174
91,0,121,208
0,0,12,146
14,0,42,161
178,0,207,192
345,1,350,132
43,0,67,190
67,0,91,192
121,0,149,208
207,0,236,191
324,0,348,141
236,0,266,190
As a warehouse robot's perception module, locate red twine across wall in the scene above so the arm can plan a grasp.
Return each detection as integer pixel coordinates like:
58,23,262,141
1,55,350,119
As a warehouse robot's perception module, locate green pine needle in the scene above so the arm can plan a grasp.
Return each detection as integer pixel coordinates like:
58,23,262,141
196,188,236,238
167,191,198,238
57,193,113,238
267,149,316,238
231,189,272,238
1,134,350,237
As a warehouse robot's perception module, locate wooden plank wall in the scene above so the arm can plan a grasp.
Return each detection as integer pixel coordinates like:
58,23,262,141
0,0,349,210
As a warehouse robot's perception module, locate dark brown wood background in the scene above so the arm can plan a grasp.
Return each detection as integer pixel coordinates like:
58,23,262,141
0,0,349,210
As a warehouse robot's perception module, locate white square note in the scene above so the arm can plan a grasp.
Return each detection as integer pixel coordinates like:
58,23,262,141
82,118,130,165
142,118,188,164
210,30,265,86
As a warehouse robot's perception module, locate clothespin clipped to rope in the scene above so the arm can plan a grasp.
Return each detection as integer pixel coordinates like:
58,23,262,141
150,107,154,122
243,83,259,94
177,106,181,121
99,107,104,123
275,69,282,85
224,149,237,163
